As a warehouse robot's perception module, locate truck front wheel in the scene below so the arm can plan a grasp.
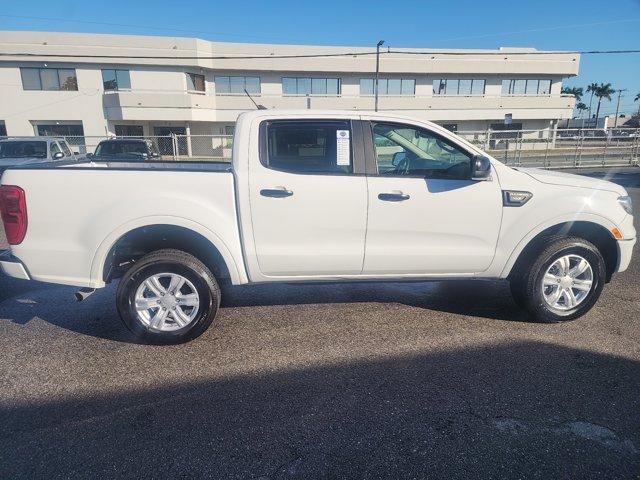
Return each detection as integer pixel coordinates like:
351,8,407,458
116,249,220,344
510,237,606,323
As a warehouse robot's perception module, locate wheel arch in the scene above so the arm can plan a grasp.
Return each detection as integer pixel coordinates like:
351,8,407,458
504,219,619,282
90,217,245,287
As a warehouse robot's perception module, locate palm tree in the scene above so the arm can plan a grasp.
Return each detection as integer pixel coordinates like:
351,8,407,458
576,102,588,118
561,86,584,102
594,83,615,125
562,87,585,118
586,82,599,118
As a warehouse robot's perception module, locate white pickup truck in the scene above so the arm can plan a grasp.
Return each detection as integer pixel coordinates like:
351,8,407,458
0,110,635,344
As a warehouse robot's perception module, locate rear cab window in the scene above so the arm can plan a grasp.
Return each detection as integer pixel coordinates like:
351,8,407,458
95,140,150,158
261,120,353,174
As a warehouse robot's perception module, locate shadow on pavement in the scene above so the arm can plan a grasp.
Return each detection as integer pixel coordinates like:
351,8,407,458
1,341,638,478
0,274,529,345
221,279,529,322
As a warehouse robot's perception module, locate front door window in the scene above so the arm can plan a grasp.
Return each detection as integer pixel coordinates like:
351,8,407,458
372,122,472,179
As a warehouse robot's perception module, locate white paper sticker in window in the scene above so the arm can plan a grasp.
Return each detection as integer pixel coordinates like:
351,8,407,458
336,129,350,166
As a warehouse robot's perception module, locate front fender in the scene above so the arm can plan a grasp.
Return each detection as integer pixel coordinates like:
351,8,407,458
497,212,619,278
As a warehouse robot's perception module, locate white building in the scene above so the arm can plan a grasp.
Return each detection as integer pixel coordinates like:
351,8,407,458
0,31,579,143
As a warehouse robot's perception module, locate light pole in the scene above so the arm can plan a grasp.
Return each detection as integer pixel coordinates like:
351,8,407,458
614,89,627,128
374,40,385,112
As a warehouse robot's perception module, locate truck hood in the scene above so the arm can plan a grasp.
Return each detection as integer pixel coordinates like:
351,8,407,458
516,167,626,195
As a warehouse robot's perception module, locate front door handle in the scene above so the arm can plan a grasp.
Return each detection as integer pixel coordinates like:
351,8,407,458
378,191,410,202
260,187,293,198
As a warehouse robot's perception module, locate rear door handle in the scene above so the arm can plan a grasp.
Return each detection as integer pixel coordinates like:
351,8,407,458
378,191,410,202
260,187,293,198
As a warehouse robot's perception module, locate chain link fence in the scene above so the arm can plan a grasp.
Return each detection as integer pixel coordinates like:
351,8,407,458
60,134,234,162
4,127,638,169
457,127,640,169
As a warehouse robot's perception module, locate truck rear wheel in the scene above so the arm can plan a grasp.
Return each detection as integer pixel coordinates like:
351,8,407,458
510,237,606,323
116,249,220,344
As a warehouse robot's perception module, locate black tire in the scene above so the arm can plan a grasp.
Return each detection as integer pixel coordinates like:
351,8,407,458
509,236,606,323
116,249,220,344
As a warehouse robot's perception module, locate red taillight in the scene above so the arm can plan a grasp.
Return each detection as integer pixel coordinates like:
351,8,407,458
0,185,28,245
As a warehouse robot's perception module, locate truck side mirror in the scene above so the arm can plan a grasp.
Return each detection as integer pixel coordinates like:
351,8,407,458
471,155,492,180
52,152,64,160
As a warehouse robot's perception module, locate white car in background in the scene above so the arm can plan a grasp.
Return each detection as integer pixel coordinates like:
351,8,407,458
0,110,635,344
0,137,78,172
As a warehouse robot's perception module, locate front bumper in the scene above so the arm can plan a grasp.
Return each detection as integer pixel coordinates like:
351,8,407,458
0,251,31,280
615,213,636,274
616,237,636,273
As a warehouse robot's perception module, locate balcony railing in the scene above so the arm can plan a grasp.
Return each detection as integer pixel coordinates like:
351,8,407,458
102,89,575,122
103,88,573,100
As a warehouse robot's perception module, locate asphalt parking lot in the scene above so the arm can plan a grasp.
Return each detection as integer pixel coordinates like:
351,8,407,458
1,169,639,479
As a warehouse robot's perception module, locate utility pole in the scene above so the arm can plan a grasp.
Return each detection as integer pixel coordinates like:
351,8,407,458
614,89,627,128
374,40,385,112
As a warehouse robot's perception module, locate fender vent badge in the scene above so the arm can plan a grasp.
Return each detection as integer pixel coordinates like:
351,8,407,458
502,190,533,207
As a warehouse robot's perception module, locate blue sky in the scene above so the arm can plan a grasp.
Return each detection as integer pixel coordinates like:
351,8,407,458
1,0,639,115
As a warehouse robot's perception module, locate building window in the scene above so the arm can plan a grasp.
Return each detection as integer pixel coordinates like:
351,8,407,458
282,77,341,95
21,68,78,91
102,69,131,91
186,73,205,92
215,76,261,94
489,122,523,141
442,124,458,133
433,79,485,95
360,78,415,96
35,122,85,152
115,125,144,137
0,122,6,137
36,123,84,137
502,79,552,95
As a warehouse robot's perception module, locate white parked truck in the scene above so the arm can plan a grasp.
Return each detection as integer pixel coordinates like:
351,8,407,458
0,111,635,344
0,137,79,173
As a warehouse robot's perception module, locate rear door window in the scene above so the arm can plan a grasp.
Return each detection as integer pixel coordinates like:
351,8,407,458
262,120,352,174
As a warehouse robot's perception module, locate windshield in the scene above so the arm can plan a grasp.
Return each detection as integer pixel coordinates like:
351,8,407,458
0,141,48,159
94,140,151,158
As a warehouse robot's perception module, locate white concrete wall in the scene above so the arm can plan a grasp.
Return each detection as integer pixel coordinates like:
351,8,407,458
0,31,579,137
0,64,107,136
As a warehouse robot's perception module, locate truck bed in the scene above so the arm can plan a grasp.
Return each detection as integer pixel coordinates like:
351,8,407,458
1,160,243,287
